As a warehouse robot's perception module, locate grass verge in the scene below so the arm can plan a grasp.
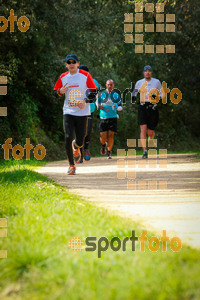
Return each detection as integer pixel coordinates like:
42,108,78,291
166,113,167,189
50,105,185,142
0,160,199,300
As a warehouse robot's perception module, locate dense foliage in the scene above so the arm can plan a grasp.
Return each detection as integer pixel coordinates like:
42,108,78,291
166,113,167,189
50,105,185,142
0,0,199,159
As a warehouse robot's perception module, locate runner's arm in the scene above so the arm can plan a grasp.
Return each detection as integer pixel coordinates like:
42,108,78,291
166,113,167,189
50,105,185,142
117,104,123,111
116,95,123,111
53,76,63,97
85,73,98,103
158,80,162,99
132,81,139,103
96,94,103,109
151,80,162,104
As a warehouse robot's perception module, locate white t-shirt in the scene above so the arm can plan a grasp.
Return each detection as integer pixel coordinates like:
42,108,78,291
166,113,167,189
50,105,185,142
54,69,97,116
132,78,162,104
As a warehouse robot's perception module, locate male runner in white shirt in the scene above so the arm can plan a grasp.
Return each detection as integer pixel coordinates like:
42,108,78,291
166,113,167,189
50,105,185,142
132,65,162,158
54,54,97,174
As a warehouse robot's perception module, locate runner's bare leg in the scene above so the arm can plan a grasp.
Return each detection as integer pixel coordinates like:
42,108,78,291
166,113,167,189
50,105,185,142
107,130,115,151
147,129,155,139
140,124,147,151
100,132,107,145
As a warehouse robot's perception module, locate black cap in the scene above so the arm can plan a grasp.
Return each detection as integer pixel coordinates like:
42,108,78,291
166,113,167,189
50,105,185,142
79,65,89,72
65,54,79,62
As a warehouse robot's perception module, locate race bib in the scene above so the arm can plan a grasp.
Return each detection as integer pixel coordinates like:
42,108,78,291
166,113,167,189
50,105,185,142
68,88,83,107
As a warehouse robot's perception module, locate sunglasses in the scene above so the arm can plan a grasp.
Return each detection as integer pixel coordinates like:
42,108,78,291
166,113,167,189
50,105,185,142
67,60,77,64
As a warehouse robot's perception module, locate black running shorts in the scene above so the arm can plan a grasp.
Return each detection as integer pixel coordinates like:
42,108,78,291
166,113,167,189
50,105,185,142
99,118,117,132
138,104,159,130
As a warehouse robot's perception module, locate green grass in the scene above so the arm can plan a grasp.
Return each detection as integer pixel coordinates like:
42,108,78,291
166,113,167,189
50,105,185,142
0,160,200,300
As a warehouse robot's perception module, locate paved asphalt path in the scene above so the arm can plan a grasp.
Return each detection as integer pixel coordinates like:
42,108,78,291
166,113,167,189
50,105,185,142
36,154,200,248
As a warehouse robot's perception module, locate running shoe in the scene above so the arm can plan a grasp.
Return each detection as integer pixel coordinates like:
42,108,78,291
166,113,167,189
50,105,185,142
67,165,76,175
72,140,81,162
77,158,83,164
84,149,91,161
107,151,112,159
100,143,107,155
142,152,148,159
